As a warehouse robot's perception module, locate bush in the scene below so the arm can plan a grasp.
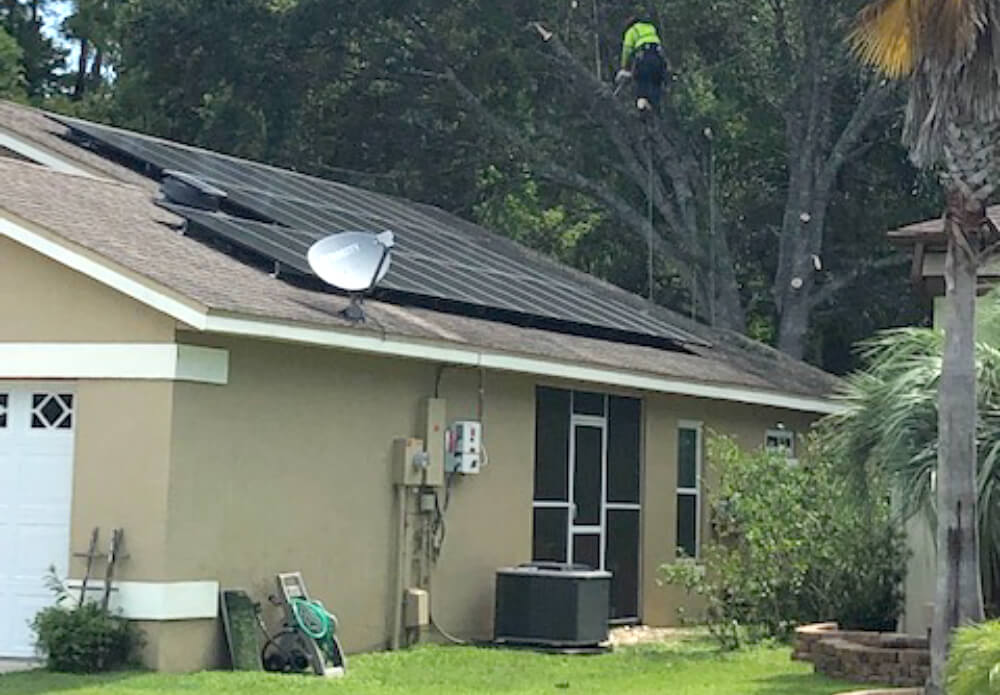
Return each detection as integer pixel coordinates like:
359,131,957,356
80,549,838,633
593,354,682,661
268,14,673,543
32,575,142,673
947,620,1000,695
659,435,907,648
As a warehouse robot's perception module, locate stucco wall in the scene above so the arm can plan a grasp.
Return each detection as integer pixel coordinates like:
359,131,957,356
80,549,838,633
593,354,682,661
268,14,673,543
163,333,822,668
642,394,818,627
163,335,538,669
0,234,175,342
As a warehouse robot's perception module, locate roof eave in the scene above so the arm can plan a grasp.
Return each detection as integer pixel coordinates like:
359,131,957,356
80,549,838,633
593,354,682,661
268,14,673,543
0,211,841,415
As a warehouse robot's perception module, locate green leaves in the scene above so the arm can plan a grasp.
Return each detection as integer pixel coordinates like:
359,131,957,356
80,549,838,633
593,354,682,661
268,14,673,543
947,619,1000,695
0,26,25,99
822,288,1000,610
659,435,906,649
32,602,142,673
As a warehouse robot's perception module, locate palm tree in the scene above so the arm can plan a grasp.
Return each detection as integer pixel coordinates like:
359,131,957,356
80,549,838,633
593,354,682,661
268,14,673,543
850,2,1000,691
822,292,1000,614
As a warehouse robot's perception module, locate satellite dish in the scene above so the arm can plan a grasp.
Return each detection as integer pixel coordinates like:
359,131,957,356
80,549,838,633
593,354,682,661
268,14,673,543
307,231,395,321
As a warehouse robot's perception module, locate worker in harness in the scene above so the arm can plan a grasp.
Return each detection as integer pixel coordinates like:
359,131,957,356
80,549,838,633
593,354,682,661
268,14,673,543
615,15,666,112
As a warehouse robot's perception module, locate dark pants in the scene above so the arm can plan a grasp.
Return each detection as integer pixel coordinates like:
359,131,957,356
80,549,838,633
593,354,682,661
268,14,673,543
634,44,665,108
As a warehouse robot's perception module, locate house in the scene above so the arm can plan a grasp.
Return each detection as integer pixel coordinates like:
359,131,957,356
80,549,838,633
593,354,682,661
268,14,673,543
0,100,840,671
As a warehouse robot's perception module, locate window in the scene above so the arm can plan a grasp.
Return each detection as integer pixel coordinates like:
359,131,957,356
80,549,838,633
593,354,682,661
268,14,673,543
31,393,74,430
765,428,796,462
0,393,7,428
676,421,702,558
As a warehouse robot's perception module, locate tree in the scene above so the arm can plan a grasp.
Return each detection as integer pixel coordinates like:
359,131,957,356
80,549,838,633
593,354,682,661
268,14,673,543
0,25,24,99
0,0,65,98
408,0,906,357
822,293,1000,618
64,0,121,101
851,3,999,692
59,0,932,366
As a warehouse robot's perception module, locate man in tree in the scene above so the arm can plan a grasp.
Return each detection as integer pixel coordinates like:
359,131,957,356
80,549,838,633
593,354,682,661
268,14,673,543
616,14,665,112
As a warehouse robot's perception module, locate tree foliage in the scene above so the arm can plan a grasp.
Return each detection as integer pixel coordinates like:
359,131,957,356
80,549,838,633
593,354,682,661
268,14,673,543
0,25,24,99
821,289,1000,614
659,435,906,649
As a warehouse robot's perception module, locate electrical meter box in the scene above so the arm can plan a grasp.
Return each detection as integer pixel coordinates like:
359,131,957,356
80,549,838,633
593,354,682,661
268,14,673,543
393,437,427,487
447,420,482,474
420,398,446,487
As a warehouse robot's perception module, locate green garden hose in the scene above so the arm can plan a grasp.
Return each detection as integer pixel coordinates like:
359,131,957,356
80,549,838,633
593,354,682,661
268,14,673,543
290,597,338,640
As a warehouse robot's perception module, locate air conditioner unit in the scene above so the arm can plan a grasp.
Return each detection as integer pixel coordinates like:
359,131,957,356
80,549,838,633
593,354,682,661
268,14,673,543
493,562,611,647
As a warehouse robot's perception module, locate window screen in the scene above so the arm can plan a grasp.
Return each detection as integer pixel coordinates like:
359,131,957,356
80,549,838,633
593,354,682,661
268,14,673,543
676,424,701,558
534,387,570,500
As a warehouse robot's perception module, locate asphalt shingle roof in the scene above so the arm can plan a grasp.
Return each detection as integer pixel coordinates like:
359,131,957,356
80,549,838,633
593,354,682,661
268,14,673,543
0,101,840,402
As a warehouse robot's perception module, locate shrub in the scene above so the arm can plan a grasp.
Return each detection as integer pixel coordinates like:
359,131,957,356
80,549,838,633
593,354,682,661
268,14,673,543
947,620,1000,695
659,435,907,648
31,573,142,672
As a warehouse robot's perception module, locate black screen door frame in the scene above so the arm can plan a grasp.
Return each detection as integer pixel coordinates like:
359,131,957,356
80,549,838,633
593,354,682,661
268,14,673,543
569,414,607,569
532,387,642,622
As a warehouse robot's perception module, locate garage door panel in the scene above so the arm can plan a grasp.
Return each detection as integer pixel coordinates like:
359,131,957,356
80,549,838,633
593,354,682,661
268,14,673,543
14,524,69,578
0,384,74,658
0,454,15,506
16,452,73,508
2,592,48,658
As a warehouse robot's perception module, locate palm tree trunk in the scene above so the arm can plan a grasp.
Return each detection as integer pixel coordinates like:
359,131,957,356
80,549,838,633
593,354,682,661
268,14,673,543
927,193,986,695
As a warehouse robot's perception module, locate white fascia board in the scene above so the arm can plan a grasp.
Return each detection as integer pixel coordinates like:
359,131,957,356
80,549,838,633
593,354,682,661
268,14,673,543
204,313,481,367
0,215,208,329
205,314,841,414
64,580,219,621
0,129,99,179
478,352,842,415
0,343,228,384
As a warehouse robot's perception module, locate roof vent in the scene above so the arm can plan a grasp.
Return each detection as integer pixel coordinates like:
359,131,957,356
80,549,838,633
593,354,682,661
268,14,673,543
160,170,227,212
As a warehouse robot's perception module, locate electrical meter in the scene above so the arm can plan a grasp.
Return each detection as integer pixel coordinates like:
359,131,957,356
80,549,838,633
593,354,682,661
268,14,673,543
446,420,482,474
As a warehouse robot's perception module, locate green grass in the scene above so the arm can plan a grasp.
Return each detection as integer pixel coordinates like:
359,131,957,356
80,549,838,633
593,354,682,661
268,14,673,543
0,638,867,695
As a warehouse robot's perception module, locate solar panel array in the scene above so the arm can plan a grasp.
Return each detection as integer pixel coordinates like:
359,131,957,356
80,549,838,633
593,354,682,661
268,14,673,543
59,117,709,349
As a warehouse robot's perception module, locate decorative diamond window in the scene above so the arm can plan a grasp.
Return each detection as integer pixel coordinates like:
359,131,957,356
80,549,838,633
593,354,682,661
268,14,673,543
0,394,7,428
31,393,74,430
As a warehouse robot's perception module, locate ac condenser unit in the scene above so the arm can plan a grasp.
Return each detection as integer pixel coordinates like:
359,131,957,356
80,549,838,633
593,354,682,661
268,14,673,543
494,562,611,647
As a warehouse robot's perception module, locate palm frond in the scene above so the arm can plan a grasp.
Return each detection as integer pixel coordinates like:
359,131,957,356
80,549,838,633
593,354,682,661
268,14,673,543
851,0,918,78
853,0,1000,166
822,288,1000,605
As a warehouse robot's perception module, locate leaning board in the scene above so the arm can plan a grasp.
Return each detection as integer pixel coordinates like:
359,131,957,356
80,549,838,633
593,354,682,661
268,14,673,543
220,589,263,671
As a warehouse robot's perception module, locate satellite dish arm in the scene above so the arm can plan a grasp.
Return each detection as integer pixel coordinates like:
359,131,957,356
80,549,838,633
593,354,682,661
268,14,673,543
366,246,392,294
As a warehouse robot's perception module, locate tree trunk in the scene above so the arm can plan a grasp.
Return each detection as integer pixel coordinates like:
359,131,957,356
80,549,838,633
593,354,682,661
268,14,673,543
926,193,986,695
89,48,103,86
72,38,89,100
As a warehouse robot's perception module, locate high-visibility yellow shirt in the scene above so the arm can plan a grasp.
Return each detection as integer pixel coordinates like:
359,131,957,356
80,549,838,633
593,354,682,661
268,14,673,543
620,22,661,68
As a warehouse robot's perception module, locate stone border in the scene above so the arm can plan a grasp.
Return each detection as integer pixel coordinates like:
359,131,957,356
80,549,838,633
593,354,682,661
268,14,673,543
794,622,929,688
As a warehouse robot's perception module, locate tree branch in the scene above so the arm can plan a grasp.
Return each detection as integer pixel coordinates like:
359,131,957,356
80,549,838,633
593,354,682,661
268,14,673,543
818,78,897,194
809,253,910,307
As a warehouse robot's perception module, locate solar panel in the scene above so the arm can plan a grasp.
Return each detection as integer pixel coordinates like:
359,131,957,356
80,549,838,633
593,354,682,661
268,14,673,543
59,117,710,349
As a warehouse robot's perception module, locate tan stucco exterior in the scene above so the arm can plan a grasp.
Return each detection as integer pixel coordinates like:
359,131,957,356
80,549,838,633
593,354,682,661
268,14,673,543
1,237,826,671
0,235,175,343
641,394,816,626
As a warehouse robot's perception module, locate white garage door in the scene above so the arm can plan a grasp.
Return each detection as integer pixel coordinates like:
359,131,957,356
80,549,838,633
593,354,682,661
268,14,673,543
0,386,75,658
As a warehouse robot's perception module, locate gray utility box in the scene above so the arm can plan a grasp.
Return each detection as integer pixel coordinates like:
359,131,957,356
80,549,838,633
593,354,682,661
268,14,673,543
494,562,612,647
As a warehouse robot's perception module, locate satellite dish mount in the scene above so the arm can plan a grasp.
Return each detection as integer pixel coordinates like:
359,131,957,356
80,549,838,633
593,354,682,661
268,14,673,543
307,231,395,323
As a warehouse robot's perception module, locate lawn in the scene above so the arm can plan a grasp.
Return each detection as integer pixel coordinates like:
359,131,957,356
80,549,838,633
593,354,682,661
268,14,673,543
0,637,867,695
